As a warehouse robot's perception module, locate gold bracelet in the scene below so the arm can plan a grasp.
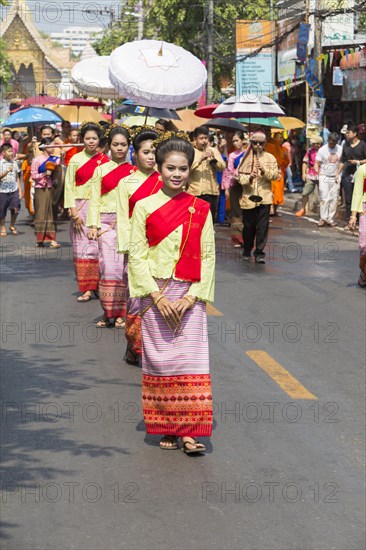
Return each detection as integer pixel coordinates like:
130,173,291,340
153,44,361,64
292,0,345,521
154,294,164,306
183,296,195,308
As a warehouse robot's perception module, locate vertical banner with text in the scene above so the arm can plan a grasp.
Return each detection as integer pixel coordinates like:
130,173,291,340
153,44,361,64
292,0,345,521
236,20,274,97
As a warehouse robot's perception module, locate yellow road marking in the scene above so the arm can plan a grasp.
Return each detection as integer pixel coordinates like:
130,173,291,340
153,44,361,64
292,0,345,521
206,304,223,316
246,350,317,400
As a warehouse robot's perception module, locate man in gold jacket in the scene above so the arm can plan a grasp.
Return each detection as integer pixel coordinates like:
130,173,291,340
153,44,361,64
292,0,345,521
237,131,279,263
187,126,226,220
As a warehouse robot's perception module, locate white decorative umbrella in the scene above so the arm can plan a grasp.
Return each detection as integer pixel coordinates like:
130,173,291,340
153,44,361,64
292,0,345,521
212,95,285,119
71,56,118,100
109,40,207,109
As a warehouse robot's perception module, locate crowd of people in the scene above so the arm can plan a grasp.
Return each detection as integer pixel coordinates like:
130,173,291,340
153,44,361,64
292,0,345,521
0,116,365,453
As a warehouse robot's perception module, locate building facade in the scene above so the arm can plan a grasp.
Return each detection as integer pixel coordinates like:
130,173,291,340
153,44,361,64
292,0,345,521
50,27,103,56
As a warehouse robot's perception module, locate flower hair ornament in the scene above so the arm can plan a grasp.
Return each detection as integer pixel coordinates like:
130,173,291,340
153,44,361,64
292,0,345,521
129,125,160,139
79,121,104,132
153,131,191,147
104,123,132,139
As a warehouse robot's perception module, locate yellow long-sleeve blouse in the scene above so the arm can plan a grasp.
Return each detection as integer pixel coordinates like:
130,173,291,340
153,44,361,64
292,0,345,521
351,164,366,213
116,169,153,254
64,150,101,208
128,190,215,302
86,161,136,228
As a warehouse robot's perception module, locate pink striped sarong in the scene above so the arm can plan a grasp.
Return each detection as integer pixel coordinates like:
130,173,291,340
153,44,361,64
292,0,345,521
140,279,213,437
359,202,366,276
70,199,99,292
123,258,142,359
98,213,127,319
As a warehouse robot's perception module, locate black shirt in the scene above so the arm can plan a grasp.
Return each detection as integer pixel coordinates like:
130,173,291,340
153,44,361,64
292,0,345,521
340,140,366,175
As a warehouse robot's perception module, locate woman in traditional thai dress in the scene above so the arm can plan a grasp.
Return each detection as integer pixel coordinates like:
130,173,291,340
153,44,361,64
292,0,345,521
64,123,109,302
86,126,137,327
349,164,366,288
116,128,161,365
128,136,215,454
222,131,248,247
30,137,61,248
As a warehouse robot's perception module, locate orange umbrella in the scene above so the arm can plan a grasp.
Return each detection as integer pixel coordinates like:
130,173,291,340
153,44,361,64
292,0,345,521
278,117,306,131
175,109,209,131
51,106,105,124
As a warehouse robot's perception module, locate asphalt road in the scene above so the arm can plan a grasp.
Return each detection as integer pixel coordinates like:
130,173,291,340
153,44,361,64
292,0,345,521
1,207,365,550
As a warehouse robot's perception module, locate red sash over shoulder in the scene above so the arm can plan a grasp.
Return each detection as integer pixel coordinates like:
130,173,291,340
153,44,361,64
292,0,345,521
75,152,109,186
146,192,210,283
101,162,137,195
129,171,162,218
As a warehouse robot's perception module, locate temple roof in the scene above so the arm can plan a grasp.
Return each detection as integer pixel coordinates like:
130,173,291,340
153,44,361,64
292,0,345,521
1,0,74,72
80,43,98,61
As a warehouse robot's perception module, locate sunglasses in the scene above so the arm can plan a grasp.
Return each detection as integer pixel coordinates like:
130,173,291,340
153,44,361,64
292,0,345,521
251,140,265,146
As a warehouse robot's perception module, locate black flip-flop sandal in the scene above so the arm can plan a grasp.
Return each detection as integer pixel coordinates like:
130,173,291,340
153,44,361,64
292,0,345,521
124,345,140,366
181,439,206,454
77,293,91,302
96,318,111,328
358,273,366,288
160,436,179,450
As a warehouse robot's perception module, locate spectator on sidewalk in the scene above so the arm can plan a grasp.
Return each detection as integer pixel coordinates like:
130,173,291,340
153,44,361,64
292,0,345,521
0,128,19,159
187,125,226,220
295,135,323,217
315,133,342,227
336,123,366,229
0,143,22,237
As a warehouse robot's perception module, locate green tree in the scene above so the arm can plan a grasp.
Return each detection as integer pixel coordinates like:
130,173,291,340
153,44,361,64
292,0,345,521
0,0,13,88
0,38,12,86
94,0,271,98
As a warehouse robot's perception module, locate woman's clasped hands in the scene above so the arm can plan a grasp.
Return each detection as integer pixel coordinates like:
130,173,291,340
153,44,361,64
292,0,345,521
150,291,196,334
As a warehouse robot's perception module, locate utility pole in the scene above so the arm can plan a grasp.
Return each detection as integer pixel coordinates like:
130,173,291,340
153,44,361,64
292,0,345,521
137,1,144,40
313,0,322,83
270,0,277,98
207,0,214,103
109,7,115,29
305,0,310,123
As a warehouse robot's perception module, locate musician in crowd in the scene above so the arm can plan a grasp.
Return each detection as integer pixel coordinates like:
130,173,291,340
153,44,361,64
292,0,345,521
237,131,279,264
186,125,226,220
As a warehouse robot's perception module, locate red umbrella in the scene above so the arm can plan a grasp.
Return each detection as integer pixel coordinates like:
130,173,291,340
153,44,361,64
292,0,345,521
20,95,71,106
194,104,219,118
68,98,104,107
